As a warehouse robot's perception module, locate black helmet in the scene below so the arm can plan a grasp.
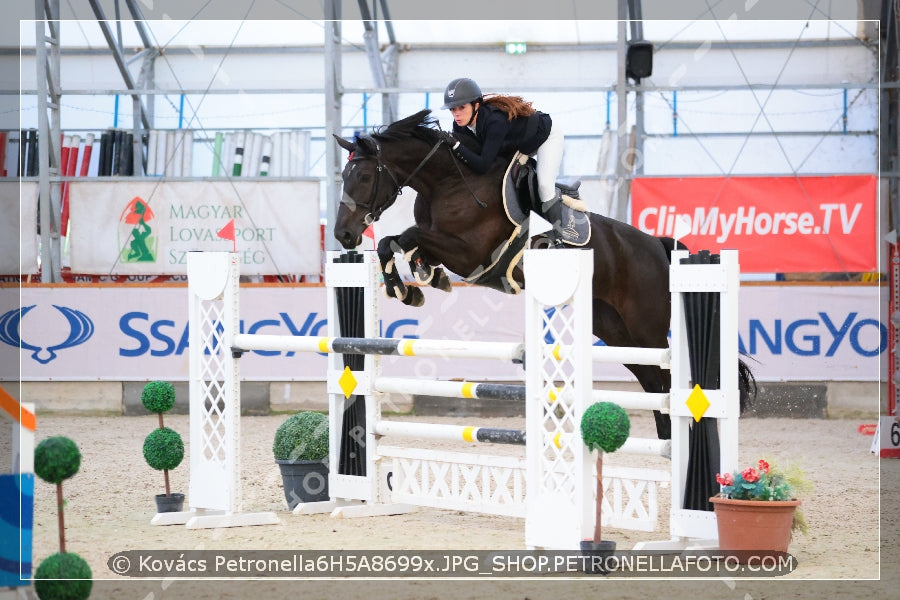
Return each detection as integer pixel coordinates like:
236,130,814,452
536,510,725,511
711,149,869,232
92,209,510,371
441,77,482,109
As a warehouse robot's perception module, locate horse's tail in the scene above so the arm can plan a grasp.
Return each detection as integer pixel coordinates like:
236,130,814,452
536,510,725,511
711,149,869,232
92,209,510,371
738,358,757,415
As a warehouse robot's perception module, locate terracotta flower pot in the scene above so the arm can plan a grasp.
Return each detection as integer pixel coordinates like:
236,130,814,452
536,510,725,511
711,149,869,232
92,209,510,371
710,496,800,553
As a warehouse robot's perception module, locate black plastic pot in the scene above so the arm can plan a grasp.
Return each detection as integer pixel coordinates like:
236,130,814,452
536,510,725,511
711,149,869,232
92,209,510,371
276,459,329,509
154,492,185,513
579,539,617,574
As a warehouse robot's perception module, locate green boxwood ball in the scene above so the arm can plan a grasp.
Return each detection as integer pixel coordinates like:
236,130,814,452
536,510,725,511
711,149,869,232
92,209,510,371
143,427,185,471
34,437,81,485
273,411,329,461
580,402,631,453
34,552,92,600
141,380,176,414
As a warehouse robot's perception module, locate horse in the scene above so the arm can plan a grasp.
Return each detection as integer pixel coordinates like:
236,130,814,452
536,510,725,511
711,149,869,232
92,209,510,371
333,109,753,440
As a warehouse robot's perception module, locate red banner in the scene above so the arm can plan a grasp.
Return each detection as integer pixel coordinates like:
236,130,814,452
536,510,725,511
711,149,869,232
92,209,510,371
631,175,877,273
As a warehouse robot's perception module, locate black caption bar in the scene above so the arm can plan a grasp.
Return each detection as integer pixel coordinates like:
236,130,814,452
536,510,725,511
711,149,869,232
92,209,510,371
108,550,797,578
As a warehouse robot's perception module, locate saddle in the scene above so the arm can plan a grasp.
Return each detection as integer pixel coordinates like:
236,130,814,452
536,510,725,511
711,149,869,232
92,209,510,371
501,153,591,247
463,154,592,294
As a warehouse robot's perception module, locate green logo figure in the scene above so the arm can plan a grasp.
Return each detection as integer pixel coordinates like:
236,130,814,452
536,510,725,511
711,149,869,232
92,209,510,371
119,197,157,263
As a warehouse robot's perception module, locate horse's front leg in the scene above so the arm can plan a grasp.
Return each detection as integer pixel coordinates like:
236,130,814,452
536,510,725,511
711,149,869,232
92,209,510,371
376,235,425,307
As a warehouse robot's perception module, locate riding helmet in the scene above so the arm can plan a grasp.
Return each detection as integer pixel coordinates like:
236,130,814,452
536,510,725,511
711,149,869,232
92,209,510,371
441,77,483,109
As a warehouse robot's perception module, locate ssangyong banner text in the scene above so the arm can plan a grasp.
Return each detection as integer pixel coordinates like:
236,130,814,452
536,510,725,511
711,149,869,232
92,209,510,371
11,283,885,383
631,175,876,273
67,180,320,276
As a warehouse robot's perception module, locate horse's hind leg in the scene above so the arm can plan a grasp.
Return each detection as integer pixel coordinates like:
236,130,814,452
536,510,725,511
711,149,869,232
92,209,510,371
376,236,424,307
405,247,452,292
592,299,672,440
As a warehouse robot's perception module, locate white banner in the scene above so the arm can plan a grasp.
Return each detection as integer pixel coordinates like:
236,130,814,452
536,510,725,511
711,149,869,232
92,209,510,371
0,182,39,275
67,180,320,276
8,282,886,383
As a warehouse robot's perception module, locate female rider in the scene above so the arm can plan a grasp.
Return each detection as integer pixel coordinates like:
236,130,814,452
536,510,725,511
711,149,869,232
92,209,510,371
439,77,564,215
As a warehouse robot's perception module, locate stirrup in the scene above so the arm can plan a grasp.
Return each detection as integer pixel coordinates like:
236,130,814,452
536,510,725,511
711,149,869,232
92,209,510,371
555,179,581,197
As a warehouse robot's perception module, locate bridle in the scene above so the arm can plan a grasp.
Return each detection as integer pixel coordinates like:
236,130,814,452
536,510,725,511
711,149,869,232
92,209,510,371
344,137,444,226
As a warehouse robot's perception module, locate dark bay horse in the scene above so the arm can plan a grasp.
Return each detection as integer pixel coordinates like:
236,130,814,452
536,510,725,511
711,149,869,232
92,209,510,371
334,109,751,439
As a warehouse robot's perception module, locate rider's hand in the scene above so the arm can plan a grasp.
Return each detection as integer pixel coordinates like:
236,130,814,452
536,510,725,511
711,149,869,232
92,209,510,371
439,131,460,150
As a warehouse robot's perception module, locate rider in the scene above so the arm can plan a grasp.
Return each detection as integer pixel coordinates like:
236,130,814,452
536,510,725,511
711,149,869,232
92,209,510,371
439,77,565,224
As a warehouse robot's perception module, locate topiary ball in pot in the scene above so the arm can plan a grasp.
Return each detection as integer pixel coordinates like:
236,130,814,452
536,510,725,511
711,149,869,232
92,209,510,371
143,427,185,471
34,436,81,485
34,552,92,600
273,412,330,507
141,380,176,414
580,401,630,453
273,411,329,461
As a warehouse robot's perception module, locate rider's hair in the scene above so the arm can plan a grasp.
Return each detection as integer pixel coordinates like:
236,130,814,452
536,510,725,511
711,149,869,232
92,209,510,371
482,94,536,120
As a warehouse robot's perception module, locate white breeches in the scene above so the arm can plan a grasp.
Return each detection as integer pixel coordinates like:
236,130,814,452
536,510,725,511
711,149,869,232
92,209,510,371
534,124,564,203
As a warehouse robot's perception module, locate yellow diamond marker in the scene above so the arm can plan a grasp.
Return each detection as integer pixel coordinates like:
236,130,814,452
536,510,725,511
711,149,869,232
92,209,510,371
685,384,711,422
338,366,358,399
547,386,563,403
552,344,562,361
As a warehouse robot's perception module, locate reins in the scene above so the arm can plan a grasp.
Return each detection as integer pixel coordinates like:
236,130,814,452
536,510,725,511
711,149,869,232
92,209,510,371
358,138,444,224
437,126,487,209
350,127,488,226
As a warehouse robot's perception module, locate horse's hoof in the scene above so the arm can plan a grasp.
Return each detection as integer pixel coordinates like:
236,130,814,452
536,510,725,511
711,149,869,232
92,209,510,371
404,287,425,307
386,283,406,300
432,269,452,292
412,264,433,285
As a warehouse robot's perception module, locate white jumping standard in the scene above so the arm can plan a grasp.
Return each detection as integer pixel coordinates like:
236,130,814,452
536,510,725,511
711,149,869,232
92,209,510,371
184,248,741,549
152,252,280,528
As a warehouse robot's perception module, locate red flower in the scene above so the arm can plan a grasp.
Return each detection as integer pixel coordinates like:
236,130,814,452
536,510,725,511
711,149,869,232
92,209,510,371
716,472,733,486
742,467,760,483
758,459,770,474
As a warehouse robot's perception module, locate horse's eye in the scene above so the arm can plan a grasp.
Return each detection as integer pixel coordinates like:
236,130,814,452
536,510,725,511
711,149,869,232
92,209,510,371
360,174,372,182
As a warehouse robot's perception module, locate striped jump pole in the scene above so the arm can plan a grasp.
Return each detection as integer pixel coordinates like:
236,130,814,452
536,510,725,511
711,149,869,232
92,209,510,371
233,334,524,362
373,421,526,445
376,376,668,412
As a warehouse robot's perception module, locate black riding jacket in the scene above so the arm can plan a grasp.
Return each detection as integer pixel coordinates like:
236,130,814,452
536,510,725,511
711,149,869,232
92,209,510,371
450,103,552,174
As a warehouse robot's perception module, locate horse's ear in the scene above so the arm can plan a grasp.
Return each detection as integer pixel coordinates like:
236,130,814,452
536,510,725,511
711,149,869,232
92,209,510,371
334,135,356,153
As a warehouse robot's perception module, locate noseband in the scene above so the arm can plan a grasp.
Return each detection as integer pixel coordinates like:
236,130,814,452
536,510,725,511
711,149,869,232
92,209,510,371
345,138,444,225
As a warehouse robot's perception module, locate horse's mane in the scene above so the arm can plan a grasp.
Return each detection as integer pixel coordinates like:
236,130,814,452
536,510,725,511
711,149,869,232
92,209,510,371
370,109,441,145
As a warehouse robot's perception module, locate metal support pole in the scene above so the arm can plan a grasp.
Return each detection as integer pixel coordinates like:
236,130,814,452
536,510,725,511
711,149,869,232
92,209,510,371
324,0,343,252
34,0,62,282
613,0,630,222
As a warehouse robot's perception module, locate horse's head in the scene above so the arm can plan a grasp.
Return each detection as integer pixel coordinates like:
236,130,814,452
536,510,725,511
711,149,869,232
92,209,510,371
333,133,405,248
334,110,443,249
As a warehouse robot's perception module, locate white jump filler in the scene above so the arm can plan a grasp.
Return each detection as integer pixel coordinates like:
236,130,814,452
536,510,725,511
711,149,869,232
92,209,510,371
182,248,742,549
